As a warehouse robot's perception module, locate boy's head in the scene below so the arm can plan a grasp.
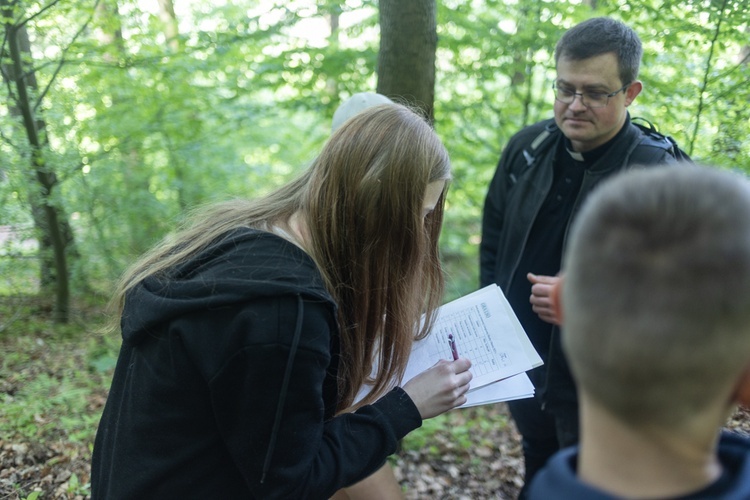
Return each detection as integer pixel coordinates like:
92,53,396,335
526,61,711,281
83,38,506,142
560,164,750,428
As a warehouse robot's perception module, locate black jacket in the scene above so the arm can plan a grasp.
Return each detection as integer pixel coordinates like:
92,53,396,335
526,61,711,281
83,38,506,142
91,228,422,499
480,117,676,411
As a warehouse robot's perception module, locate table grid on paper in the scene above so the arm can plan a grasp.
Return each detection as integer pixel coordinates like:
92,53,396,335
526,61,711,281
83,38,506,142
433,304,511,377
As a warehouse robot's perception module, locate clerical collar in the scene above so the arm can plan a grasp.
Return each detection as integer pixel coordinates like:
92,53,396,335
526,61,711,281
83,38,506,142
566,146,585,162
564,117,630,163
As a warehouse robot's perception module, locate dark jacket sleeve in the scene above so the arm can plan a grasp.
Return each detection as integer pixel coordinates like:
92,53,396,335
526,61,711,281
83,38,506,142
184,294,422,499
480,126,538,288
480,153,506,288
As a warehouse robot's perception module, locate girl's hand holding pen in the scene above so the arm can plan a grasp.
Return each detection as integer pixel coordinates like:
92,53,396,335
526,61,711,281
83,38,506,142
402,357,472,419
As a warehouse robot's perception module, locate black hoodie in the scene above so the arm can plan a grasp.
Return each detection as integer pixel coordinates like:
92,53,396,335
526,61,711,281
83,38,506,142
91,228,422,499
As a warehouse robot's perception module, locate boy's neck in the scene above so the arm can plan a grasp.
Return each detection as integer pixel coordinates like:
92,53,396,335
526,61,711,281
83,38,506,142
577,397,723,498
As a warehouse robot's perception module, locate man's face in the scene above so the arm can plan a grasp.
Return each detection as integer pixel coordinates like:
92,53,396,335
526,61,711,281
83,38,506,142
554,52,641,152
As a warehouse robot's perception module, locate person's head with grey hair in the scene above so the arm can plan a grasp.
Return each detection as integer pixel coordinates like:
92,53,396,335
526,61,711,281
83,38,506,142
331,92,393,132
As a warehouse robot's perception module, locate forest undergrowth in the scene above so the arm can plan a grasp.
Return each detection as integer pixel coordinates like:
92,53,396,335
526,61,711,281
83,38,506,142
1,295,749,499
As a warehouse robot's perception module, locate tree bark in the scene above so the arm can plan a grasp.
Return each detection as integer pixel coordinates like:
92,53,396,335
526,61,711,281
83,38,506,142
325,3,341,98
95,0,125,58
1,0,73,322
157,0,180,51
376,0,437,123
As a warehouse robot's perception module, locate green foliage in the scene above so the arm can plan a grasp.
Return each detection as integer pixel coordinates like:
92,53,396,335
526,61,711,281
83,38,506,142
0,231,38,295
608,0,750,169
400,405,509,454
1,0,748,305
0,297,118,444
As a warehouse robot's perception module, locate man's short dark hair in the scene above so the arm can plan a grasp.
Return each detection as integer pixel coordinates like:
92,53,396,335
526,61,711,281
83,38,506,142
554,17,642,85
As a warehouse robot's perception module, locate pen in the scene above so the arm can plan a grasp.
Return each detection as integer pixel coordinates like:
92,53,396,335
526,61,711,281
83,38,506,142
448,334,459,361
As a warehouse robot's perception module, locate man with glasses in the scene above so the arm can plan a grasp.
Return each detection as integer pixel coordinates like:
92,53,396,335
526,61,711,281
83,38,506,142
480,17,681,498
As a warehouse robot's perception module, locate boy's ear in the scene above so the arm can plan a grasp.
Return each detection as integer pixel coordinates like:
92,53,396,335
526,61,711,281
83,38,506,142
550,275,563,325
732,365,750,408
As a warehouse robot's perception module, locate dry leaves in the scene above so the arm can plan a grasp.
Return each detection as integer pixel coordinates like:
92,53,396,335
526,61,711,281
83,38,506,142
3,405,750,499
2,329,750,500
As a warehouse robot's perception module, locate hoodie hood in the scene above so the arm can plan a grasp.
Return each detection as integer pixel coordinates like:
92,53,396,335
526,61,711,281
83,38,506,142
120,227,334,345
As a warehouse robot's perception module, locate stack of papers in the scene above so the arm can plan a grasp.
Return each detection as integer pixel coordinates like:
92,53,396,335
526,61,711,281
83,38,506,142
403,284,542,408
355,285,542,408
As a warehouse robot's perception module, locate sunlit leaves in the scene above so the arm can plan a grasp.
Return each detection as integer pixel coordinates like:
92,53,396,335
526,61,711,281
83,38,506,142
1,0,747,299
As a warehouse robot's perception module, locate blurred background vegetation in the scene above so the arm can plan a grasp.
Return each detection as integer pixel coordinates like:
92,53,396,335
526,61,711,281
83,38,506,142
2,0,748,312
0,1,748,497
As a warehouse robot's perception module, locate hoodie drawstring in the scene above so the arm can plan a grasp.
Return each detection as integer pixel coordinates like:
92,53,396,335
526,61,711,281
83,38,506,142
260,294,304,484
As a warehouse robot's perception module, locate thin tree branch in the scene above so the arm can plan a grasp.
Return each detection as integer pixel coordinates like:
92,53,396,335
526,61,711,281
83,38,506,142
34,0,102,112
0,0,17,71
708,75,750,104
0,127,17,148
688,0,728,158
709,50,750,84
15,0,66,30
1,0,20,110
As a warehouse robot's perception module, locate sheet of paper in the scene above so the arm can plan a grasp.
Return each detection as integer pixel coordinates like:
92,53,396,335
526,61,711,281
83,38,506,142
355,372,535,409
493,286,543,369
403,285,538,390
355,285,541,408
460,372,535,408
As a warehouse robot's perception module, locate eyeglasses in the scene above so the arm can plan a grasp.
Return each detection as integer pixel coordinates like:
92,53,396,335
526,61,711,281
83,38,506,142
553,82,631,109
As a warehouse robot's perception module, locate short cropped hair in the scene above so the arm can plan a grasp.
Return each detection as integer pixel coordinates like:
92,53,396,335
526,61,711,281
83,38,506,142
554,17,642,85
562,165,750,427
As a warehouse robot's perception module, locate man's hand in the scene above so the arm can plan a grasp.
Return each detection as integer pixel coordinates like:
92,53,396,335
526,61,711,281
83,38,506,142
528,273,562,326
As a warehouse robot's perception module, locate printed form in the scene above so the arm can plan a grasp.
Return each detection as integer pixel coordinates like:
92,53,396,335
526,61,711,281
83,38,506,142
403,285,542,393
355,285,541,407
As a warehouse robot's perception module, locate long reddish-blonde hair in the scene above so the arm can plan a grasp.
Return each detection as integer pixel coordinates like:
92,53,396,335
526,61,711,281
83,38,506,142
110,103,451,413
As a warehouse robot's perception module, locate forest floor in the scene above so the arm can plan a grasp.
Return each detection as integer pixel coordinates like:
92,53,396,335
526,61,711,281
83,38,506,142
2,295,750,499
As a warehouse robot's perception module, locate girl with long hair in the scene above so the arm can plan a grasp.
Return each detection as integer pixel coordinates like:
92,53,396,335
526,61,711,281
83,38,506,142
91,103,472,499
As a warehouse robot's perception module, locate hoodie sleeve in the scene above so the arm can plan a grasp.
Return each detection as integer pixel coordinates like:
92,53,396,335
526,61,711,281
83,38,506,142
183,294,422,499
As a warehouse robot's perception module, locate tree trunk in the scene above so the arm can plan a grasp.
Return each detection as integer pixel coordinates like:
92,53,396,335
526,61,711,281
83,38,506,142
739,25,749,67
94,0,154,253
95,0,125,58
1,22,56,289
325,3,341,98
1,3,71,322
376,0,437,123
157,0,180,51
514,1,545,127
